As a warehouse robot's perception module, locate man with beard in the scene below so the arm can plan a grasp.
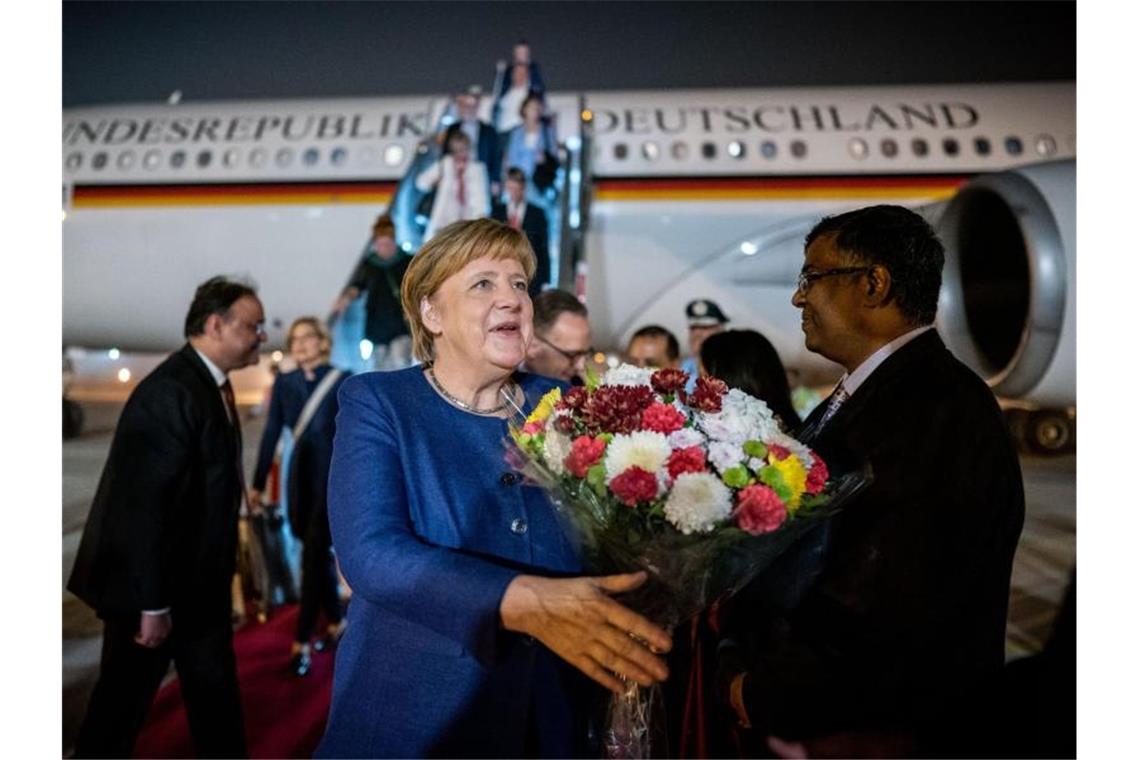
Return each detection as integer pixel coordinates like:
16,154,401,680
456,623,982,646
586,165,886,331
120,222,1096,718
69,276,267,758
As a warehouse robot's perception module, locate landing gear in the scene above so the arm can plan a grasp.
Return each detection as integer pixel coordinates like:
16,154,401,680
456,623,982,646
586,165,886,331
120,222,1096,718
1006,407,1075,455
64,397,84,439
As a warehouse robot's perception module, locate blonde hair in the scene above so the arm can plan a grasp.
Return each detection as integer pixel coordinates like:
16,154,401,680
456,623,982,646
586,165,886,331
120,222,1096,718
401,218,536,362
287,316,332,360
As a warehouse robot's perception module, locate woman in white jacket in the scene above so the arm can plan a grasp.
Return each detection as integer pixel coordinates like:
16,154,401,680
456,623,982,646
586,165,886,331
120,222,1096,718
415,131,490,241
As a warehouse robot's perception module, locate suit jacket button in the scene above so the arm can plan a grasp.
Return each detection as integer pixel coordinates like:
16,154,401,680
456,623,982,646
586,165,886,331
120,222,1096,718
510,518,528,535
500,472,520,486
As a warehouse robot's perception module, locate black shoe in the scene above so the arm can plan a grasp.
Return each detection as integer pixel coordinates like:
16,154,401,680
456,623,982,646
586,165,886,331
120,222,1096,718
290,650,312,677
314,622,345,652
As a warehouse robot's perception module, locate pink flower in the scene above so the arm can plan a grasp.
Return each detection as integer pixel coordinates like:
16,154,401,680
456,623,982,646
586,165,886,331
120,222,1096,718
565,436,607,478
805,456,829,495
641,402,686,435
684,376,729,413
522,420,546,436
610,467,659,506
735,484,787,535
651,368,689,395
667,446,707,480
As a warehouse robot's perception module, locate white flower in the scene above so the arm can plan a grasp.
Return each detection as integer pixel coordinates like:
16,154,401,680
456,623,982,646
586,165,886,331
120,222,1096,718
604,431,672,488
668,427,706,450
664,472,733,535
708,440,745,474
542,430,572,476
697,388,781,444
602,363,655,388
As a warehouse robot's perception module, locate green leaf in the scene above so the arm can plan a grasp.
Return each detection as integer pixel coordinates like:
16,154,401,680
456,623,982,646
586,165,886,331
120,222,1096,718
742,440,768,459
722,465,751,489
587,463,608,498
585,365,601,392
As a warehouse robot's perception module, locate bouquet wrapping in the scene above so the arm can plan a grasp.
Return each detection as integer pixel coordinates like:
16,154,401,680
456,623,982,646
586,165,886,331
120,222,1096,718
508,365,869,758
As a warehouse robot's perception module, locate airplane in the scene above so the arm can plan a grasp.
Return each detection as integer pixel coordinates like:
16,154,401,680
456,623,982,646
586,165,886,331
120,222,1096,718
62,81,1075,451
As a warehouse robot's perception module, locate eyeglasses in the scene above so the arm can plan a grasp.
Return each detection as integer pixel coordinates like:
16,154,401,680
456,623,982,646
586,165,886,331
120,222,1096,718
796,267,872,294
535,334,593,363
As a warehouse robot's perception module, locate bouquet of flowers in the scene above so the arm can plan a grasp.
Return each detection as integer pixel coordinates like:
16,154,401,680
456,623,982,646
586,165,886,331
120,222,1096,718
508,364,868,758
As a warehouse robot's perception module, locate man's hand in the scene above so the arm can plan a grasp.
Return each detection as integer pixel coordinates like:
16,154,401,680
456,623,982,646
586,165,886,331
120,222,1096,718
499,572,672,694
246,488,263,512
136,612,172,648
331,288,359,316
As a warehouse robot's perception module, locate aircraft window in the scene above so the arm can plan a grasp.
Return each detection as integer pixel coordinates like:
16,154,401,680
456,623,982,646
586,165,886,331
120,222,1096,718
642,141,660,161
790,140,807,159
670,141,689,160
974,137,992,156
92,152,108,170
65,152,83,171
223,149,240,167
942,138,960,157
880,138,898,158
275,148,294,167
701,142,717,159
912,138,929,157
383,145,405,166
727,140,746,159
848,138,868,160
1034,134,1057,157
197,150,212,168
613,143,629,160
170,150,186,168
117,151,135,170
760,140,777,158
249,148,268,167
331,147,348,166
303,147,320,166
1004,136,1023,156
143,150,162,170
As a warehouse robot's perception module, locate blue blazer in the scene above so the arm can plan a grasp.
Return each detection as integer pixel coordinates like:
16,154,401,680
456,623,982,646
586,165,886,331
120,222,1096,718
252,364,348,536
316,368,588,758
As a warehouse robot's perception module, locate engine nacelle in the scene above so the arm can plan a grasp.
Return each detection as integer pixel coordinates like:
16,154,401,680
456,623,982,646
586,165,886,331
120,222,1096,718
935,160,1075,407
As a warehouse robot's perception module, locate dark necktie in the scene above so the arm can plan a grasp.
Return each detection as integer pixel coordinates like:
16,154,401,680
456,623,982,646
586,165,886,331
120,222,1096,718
221,380,247,497
816,384,850,430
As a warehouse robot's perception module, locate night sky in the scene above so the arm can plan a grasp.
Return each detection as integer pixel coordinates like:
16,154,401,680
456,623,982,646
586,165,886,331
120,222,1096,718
63,1,1076,107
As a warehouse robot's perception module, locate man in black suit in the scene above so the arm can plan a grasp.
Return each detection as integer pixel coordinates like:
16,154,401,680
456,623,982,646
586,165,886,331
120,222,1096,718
69,276,267,758
492,166,550,297
444,89,503,196
718,205,1025,756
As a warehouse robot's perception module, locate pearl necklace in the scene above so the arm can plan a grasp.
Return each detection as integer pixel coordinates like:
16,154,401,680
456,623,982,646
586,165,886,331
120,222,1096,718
426,365,518,416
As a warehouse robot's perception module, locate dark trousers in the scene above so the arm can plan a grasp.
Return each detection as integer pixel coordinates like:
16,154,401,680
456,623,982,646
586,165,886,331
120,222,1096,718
74,615,247,759
296,511,341,644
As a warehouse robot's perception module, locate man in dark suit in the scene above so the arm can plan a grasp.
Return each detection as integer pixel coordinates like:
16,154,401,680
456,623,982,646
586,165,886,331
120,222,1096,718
443,89,503,196
492,166,550,297
69,276,267,758
718,205,1025,757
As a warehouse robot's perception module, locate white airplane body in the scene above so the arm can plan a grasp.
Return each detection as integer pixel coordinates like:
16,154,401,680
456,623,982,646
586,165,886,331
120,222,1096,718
62,82,1076,422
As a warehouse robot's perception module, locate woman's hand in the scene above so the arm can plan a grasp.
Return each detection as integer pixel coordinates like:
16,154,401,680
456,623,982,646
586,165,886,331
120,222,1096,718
499,571,672,693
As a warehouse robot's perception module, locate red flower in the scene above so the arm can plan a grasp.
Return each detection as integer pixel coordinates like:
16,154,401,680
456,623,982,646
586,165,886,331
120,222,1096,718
565,436,607,478
651,368,689,395
610,467,659,506
558,386,589,412
735,484,787,535
805,456,829,495
667,446,707,480
684,376,729,413
767,443,791,461
582,385,655,435
641,402,686,435
554,415,578,435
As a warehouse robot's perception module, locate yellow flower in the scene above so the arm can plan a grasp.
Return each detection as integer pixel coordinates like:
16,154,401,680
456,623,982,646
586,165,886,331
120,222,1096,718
526,387,562,426
770,453,807,511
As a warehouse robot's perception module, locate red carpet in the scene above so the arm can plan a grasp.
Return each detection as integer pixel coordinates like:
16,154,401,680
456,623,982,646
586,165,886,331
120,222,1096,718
133,605,333,758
